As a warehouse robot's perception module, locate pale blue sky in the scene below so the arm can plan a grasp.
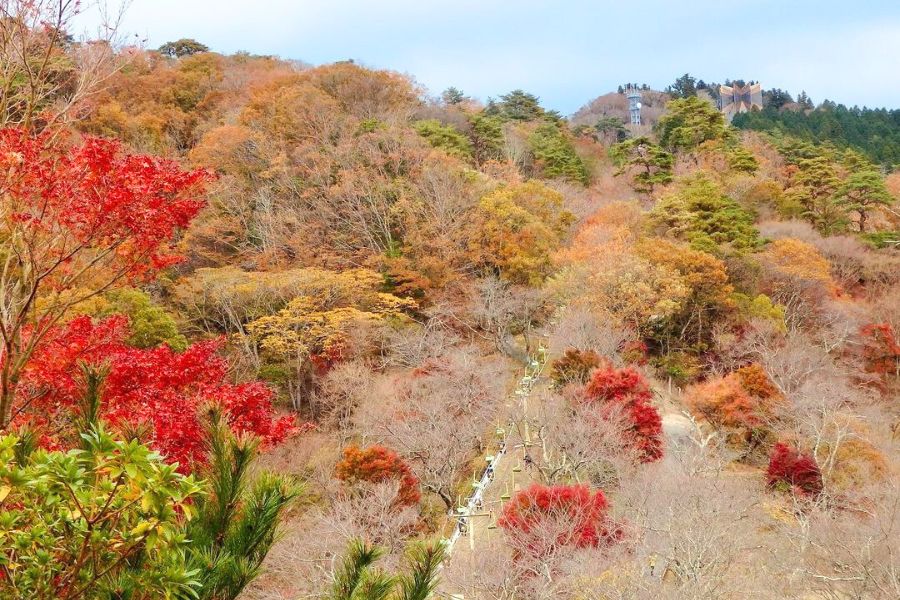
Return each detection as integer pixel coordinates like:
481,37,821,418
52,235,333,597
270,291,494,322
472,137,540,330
80,0,900,114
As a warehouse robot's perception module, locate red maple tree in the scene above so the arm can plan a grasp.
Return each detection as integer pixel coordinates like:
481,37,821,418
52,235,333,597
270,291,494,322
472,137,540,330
499,483,622,559
766,441,823,497
860,323,900,381
15,315,296,470
335,444,421,508
0,128,212,427
582,363,663,462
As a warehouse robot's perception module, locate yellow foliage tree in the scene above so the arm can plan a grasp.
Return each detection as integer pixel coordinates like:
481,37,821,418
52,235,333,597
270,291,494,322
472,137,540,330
760,239,833,287
471,181,574,285
245,273,415,406
637,239,735,351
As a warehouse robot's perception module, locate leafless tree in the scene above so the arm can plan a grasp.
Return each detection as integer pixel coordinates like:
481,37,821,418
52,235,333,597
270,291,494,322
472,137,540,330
320,481,420,558
796,479,900,600
377,312,461,368
240,481,419,600
0,0,133,130
356,348,507,510
470,275,544,358
617,441,774,600
313,360,377,432
528,390,639,487
547,305,630,363
741,325,833,396
442,507,628,600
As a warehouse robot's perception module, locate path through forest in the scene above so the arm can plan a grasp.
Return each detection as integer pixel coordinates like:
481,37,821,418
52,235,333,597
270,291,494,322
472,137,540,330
435,341,706,598
436,338,549,597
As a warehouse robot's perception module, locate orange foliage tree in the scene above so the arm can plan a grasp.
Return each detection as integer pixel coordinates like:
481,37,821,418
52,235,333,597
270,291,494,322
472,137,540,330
759,238,836,327
637,239,734,352
860,323,900,382
686,363,782,442
335,444,422,508
761,238,834,288
550,348,602,388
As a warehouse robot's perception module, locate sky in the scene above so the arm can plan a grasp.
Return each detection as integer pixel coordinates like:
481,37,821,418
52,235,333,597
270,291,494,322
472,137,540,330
78,0,900,115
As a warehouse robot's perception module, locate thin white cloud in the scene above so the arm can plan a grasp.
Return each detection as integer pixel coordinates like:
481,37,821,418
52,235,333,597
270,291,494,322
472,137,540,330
75,0,900,113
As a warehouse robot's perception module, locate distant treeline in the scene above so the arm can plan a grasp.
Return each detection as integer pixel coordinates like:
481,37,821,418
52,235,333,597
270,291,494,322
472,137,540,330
733,104,900,169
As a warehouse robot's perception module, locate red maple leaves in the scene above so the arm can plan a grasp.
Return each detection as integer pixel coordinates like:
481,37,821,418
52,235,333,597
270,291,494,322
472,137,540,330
16,316,296,470
499,483,622,558
767,441,823,497
0,128,213,428
0,128,211,277
582,363,664,462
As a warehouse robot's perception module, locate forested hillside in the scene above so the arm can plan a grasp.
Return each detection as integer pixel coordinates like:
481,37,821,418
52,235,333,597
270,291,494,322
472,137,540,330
734,104,900,169
1,3,899,599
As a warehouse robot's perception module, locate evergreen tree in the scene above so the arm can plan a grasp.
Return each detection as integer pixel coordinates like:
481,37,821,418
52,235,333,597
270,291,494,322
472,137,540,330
609,136,674,194
186,409,301,600
726,146,759,174
666,73,698,99
491,89,545,121
413,119,473,159
529,123,590,184
158,38,209,58
734,103,900,168
834,170,894,232
656,96,730,152
593,115,628,144
785,156,846,234
440,87,465,105
467,113,504,165
648,175,761,254
328,539,444,600
764,88,793,110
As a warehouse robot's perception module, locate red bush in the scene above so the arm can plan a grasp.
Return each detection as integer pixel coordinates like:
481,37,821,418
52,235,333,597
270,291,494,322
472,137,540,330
583,364,663,462
335,444,421,508
766,442,823,497
499,483,622,558
860,323,900,380
584,363,652,404
16,316,297,471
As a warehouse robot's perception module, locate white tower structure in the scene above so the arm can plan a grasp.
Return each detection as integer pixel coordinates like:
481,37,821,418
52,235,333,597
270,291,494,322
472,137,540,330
626,85,642,125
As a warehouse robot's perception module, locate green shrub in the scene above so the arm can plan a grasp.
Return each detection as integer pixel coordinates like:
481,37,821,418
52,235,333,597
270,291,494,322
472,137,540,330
413,119,472,159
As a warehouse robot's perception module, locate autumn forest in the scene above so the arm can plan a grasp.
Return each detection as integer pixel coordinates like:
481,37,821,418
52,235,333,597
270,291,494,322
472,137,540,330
0,2,899,599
